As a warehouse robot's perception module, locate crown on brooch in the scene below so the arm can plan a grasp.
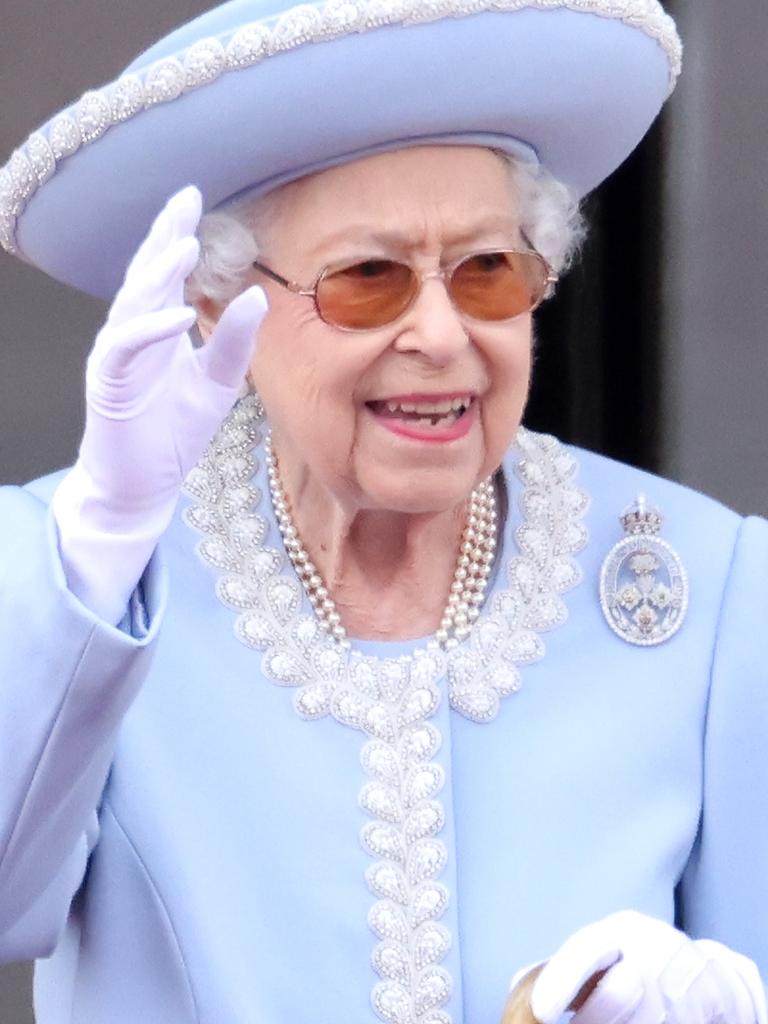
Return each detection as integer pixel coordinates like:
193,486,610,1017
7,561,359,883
620,494,663,536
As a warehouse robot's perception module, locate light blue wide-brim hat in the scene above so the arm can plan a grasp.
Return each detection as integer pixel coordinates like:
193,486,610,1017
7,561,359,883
0,0,680,299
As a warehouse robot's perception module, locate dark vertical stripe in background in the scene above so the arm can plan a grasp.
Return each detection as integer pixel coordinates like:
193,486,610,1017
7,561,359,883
524,116,666,474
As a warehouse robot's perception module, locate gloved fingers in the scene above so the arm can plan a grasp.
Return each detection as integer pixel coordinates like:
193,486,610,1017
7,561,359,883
531,920,623,1024
93,307,197,380
121,185,202,285
109,236,200,326
678,942,764,1024
571,960,652,1024
196,285,268,387
718,947,768,1024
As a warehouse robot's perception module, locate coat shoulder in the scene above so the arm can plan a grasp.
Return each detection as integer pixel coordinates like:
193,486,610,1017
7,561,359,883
568,443,745,551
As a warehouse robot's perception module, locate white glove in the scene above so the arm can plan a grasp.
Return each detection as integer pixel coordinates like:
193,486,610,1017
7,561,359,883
530,911,766,1024
52,185,267,624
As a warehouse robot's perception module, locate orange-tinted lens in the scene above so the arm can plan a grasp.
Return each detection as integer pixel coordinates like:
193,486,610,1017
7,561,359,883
316,259,417,329
449,251,549,321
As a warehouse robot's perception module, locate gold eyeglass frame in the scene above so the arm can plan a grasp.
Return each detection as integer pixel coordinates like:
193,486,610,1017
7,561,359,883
251,247,558,332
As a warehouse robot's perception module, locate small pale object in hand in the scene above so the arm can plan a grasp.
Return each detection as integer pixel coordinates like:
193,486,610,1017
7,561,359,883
501,964,608,1024
502,965,545,1024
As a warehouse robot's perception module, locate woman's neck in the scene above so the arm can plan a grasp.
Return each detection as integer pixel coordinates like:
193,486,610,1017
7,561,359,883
278,468,469,642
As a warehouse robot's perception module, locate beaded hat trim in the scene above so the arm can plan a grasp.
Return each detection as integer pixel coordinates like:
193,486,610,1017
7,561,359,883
0,0,681,258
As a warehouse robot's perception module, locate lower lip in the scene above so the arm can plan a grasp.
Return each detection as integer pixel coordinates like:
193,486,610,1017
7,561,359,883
368,402,477,443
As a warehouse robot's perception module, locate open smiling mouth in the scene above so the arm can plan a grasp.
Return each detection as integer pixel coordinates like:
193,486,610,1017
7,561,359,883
366,396,474,429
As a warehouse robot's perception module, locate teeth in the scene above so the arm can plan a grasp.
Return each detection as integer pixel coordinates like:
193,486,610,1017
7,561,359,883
381,397,471,415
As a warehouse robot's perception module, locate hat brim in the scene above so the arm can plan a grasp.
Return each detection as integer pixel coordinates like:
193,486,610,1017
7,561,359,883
4,2,677,299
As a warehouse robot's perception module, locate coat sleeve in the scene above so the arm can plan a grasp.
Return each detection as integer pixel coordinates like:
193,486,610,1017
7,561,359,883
677,515,768,982
0,484,165,961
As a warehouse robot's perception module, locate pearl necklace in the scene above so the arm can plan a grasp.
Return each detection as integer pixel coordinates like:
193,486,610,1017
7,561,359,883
264,432,498,650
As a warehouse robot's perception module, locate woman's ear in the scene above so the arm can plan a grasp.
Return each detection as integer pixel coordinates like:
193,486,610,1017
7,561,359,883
194,296,224,341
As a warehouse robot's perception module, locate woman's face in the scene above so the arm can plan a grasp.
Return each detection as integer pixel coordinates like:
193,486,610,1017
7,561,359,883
249,146,533,515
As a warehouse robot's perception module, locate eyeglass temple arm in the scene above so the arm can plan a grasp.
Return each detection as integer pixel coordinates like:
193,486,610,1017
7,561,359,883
252,260,312,295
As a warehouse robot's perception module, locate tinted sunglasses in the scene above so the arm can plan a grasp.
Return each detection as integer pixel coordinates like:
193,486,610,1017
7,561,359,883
252,248,557,332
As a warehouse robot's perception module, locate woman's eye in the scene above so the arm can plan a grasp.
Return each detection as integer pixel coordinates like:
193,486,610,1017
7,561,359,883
471,252,507,271
342,259,396,280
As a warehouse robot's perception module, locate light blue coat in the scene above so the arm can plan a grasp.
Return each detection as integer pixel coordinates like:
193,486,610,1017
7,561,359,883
0,429,766,1024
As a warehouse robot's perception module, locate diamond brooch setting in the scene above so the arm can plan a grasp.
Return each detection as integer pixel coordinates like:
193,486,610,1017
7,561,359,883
599,494,689,646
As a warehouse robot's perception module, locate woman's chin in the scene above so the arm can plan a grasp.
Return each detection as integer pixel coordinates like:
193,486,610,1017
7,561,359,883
353,467,486,516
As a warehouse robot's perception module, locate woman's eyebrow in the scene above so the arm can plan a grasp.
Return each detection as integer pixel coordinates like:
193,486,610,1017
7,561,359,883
307,215,522,259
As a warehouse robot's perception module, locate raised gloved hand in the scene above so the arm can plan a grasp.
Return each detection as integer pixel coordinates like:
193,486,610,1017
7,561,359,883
528,911,766,1024
52,184,268,624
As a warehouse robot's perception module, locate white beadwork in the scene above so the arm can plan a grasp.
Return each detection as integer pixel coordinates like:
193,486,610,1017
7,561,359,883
184,38,227,88
144,58,187,106
26,133,56,186
182,394,588,1024
0,0,681,253
362,710,452,1023
110,76,146,123
272,4,326,49
8,151,35,211
0,169,14,212
76,91,112,142
225,23,272,67
48,115,81,161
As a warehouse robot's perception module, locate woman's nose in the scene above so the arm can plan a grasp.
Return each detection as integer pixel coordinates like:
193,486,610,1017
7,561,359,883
392,276,470,365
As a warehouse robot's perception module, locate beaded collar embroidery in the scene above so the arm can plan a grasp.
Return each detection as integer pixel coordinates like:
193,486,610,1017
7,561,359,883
183,393,588,1024
0,0,681,257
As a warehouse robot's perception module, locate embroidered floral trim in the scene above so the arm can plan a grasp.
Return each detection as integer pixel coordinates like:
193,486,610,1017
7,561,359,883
1,0,680,255
182,393,588,1024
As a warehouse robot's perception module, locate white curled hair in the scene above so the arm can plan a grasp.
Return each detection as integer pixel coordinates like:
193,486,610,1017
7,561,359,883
185,152,587,307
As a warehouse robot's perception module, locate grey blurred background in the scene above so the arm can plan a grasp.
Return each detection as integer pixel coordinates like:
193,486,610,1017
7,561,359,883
1,1,767,1021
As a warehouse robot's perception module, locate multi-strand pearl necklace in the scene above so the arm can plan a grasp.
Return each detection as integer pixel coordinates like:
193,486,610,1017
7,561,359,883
264,432,498,650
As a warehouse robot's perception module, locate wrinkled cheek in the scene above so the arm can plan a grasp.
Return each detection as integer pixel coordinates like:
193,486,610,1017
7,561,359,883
483,347,532,461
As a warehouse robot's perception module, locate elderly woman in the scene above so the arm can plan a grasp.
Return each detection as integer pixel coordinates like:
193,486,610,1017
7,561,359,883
1,2,767,1023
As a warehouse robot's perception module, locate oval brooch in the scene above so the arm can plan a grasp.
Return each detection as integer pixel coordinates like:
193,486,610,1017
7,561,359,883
599,494,689,646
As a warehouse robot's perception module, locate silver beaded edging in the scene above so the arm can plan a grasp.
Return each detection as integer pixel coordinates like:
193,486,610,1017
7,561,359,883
0,0,681,256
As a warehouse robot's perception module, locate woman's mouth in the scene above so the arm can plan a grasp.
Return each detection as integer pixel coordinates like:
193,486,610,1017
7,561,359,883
365,394,476,442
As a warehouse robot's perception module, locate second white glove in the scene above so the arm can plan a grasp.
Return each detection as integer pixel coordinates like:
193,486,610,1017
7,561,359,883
531,911,766,1024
